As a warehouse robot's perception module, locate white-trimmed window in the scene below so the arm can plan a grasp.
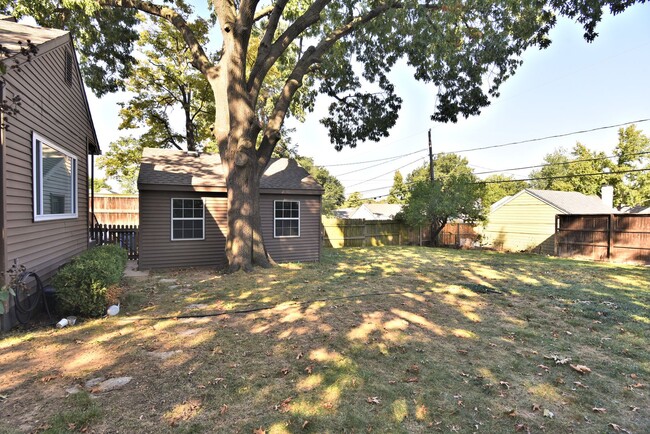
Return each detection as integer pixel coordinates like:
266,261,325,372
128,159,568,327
171,198,205,240
33,133,78,221
274,200,300,238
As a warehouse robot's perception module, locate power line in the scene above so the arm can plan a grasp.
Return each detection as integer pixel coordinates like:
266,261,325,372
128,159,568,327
438,118,650,156
474,151,650,176
325,148,427,168
346,156,426,189
359,167,650,200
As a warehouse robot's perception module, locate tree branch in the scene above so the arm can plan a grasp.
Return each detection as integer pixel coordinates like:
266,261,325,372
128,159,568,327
98,0,214,75
248,0,331,104
258,2,397,166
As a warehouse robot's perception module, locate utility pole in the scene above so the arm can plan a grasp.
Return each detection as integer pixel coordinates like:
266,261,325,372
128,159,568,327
428,128,434,182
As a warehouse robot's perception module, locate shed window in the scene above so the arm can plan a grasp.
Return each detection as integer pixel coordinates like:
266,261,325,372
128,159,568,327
274,200,300,238
171,198,205,240
33,133,78,221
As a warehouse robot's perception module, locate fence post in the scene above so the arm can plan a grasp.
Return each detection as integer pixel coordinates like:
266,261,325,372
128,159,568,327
607,214,614,260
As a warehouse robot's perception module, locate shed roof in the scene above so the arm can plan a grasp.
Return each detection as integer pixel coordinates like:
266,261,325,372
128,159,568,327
493,189,618,215
138,148,323,194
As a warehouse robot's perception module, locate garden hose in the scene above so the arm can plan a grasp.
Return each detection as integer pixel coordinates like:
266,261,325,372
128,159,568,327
12,271,53,325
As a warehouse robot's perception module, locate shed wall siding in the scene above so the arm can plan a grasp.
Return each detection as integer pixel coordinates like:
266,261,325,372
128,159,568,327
261,194,322,263
139,191,228,269
3,40,93,281
481,192,560,255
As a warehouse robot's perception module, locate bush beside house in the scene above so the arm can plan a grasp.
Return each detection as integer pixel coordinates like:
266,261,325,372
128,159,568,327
52,245,128,317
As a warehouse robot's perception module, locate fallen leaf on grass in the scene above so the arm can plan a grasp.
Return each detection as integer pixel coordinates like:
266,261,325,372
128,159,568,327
608,423,631,433
301,420,309,429
366,396,381,405
592,407,607,413
322,402,333,409
573,381,589,389
515,423,531,433
253,428,266,434
274,397,292,413
41,375,58,383
296,352,304,360
407,364,420,374
457,349,468,355
629,373,637,379
404,377,419,383
505,408,517,417
304,365,313,375
532,404,541,412
545,355,571,365
500,381,510,389
629,406,639,412
538,364,550,372
280,367,290,376
570,364,592,374
543,409,554,418
628,382,645,389
220,404,228,415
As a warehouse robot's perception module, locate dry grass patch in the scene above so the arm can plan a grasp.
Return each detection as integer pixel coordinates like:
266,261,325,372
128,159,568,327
0,247,648,433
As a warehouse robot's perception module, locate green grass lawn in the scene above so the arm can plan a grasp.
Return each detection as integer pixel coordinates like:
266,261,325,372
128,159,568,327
1,247,648,433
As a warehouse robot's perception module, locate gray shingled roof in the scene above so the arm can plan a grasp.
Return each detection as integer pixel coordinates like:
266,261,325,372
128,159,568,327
138,148,323,193
525,189,617,214
0,19,68,60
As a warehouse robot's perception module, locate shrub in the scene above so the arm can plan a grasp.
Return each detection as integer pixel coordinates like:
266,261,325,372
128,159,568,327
52,244,128,317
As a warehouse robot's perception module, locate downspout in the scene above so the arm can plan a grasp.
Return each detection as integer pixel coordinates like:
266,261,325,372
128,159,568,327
0,80,6,280
0,80,7,329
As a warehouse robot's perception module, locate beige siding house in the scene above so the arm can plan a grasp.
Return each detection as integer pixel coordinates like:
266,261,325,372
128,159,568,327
480,189,616,255
0,18,100,328
137,149,323,269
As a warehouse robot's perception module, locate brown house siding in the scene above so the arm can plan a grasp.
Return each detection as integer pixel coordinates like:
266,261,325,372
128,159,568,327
2,40,93,282
261,194,322,263
139,191,228,269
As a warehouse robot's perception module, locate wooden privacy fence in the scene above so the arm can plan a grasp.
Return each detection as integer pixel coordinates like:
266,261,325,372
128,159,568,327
555,214,650,265
90,224,139,260
90,195,140,225
322,217,477,248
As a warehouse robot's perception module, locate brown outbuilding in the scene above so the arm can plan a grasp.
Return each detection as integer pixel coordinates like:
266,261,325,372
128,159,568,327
137,148,324,269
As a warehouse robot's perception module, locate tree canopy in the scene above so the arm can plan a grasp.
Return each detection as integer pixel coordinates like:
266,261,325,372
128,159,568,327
3,0,645,270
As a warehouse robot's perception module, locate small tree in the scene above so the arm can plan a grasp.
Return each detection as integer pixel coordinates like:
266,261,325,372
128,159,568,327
402,154,485,244
387,170,408,204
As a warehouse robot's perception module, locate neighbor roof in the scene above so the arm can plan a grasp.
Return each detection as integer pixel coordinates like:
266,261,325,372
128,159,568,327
138,148,323,194
0,18,68,61
493,188,618,215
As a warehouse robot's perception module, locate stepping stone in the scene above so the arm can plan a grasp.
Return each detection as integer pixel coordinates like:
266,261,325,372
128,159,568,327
85,377,105,388
92,377,132,392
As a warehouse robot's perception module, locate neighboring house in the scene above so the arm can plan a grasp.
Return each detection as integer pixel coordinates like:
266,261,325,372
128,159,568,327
480,189,617,255
0,18,100,328
333,203,402,220
137,148,323,269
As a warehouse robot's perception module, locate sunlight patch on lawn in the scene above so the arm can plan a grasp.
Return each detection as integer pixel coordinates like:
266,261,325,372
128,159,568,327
62,347,109,373
392,397,408,422
632,315,650,324
451,329,478,339
0,333,36,349
528,383,562,401
296,374,324,392
391,309,445,335
347,313,383,341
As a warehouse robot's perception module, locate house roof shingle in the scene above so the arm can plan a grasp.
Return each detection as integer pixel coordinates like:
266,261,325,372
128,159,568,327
0,19,68,61
523,189,617,214
138,148,323,194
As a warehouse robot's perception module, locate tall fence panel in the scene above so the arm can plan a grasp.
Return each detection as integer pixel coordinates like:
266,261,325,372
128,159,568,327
556,214,650,265
90,195,140,225
322,217,476,248
90,224,139,260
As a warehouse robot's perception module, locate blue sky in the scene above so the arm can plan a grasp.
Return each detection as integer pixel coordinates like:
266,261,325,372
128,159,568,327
86,3,650,197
